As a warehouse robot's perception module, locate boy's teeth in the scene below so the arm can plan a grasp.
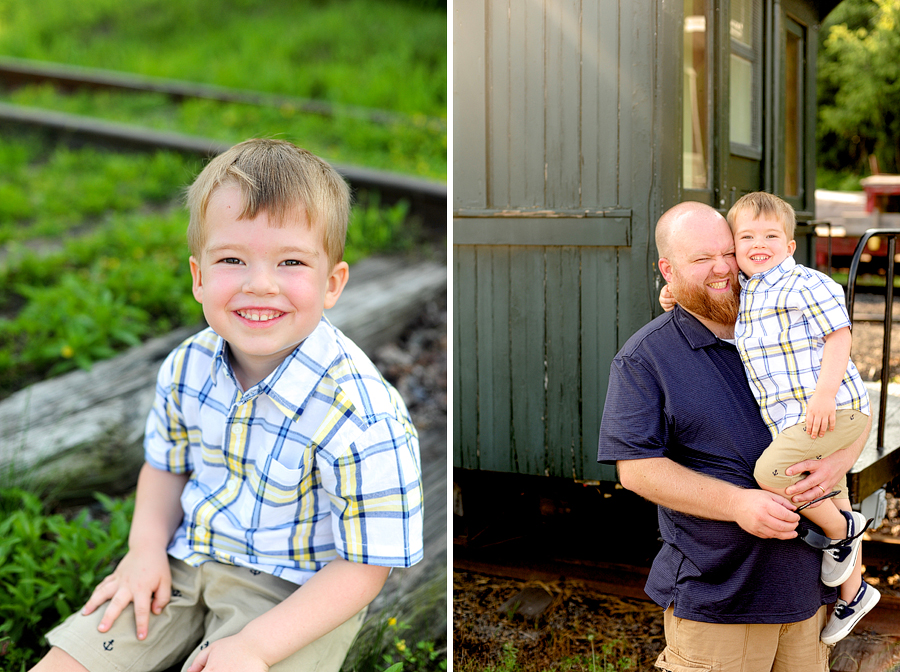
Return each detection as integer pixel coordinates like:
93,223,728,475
237,310,282,321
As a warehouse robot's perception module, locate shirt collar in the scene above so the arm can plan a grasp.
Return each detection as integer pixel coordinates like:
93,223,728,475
209,317,341,418
672,305,731,350
739,255,796,288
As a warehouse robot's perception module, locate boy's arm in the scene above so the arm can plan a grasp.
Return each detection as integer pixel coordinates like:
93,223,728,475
805,325,852,437
187,558,390,672
82,462,188,641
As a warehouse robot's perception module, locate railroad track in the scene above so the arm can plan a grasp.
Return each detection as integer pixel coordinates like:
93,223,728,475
0,57,446,229
454,534,900,636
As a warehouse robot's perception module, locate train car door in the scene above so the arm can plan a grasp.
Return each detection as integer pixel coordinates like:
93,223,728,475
682,0,817,216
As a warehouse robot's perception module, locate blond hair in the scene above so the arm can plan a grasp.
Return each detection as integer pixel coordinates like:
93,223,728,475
186,139,351,266
726,192,796,240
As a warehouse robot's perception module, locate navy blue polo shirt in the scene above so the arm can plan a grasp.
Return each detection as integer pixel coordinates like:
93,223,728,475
598,306,835,624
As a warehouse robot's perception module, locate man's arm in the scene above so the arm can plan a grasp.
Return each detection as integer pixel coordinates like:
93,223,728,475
617,457,800,539
187,558,390,672
786,411,872,505
82,462,188,640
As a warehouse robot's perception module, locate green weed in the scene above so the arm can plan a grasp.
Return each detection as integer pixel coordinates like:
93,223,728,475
0,490,134,670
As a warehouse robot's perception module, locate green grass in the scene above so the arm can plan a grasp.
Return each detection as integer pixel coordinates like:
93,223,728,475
0,0,447,179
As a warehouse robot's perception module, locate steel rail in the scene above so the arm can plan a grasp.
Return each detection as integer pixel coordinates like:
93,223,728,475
0,101,447,229
0,55,446,131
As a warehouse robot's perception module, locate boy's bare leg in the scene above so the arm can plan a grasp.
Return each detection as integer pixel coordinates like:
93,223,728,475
757,482,863,601
29,647,89,672
834,497,863,602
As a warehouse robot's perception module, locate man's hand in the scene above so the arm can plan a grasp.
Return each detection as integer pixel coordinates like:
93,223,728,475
731,488,800,540
785,447,855,508
81,547,172,641
805,391,836,438
187,633,270,672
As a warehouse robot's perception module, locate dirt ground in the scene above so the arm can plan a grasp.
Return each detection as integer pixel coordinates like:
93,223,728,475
453,293,900,672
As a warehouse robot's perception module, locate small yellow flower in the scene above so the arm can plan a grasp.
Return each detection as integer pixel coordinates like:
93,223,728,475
61,345,75,359
395,640,407,653
388,617,397,627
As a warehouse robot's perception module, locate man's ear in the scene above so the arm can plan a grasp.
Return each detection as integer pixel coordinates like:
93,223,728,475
190,256,204,304
658,257,675,284
324,261,350,310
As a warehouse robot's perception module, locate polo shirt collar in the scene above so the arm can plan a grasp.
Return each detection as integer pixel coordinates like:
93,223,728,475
739,256,795,288
209,317,341,419
672,305,728,350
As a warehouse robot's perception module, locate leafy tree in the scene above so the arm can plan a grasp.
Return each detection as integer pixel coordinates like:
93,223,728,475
818,0,900,174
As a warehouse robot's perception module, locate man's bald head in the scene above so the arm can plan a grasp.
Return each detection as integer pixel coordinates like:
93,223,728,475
655,201,727,261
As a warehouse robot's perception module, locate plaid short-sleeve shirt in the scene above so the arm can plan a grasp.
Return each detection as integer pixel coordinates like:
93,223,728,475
735,257,869,437
144,318,424,586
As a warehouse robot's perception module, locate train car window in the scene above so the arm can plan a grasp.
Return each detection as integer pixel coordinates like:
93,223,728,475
729,0,762,158
683,0,710,191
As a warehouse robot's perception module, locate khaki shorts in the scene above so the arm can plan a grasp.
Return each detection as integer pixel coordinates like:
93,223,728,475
754,410,869,498
47,558,366,672
656,605,829,672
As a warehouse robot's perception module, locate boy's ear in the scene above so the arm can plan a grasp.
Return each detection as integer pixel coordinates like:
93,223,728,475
788,239,797,256
189,256,204,304
324,261,349,310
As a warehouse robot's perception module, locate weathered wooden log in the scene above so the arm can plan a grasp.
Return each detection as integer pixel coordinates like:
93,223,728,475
0,255,446,499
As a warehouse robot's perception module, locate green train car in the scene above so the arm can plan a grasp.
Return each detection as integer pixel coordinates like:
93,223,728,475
453,0,850,507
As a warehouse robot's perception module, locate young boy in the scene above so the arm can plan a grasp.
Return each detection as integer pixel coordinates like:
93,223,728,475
660,192,877,645
32,139,424,672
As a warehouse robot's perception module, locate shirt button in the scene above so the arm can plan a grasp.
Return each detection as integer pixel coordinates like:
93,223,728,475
226,480,238,491
196,526,207,537
232,424,243,436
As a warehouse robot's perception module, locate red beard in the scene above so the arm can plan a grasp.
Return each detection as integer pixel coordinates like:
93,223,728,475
670,273,740,327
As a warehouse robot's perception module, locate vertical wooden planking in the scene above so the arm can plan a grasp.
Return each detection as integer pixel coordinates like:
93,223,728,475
487,0,511,207
454,246,479,468
580,246,620,481
544,0,583,208
617,0,657,344
508,0,547,208
453,0,488,210
582,0,620,208
480,247,514,471
544,246,582,478
508,246,547,474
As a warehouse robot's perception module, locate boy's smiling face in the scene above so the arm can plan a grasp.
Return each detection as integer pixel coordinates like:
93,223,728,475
190,185,348,389
732,211,796,277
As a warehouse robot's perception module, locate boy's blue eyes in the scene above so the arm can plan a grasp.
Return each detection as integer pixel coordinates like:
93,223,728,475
217,258,303,266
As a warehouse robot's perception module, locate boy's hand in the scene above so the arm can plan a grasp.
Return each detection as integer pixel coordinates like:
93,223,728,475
805,391,836,438
187,633,270,672
659,285,677,312
82,547,172,641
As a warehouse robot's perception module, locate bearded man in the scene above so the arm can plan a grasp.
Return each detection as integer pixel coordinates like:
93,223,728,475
598,202,870,672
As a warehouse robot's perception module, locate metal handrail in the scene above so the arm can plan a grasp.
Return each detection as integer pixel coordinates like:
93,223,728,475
846,228,900,451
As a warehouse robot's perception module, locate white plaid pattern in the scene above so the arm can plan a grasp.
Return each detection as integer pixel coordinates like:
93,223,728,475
735,258,869,437
144,318,423,586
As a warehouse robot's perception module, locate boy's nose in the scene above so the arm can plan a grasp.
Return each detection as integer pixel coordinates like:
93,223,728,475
243,268,279,295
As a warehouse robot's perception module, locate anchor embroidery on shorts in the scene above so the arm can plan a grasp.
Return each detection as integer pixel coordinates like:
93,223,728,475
772,469,779,476
171,588,183,598
250,569,261,575
200,641,210,651
816,455,823,460
103,640,114,651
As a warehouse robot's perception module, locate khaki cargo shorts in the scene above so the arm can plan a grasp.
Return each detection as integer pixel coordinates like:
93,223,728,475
753,409,869,498
656,605,829,671
47,557,366,672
